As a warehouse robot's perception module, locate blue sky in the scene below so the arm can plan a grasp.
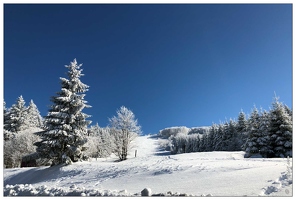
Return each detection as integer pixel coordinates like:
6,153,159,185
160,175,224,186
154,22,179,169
3,4,292,134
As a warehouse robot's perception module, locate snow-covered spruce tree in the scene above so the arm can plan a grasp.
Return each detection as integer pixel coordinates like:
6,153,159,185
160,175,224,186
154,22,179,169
185,134,196,153
284,104,292,118
220,121,232,151
214,123,224,151
5,95,29,133
236,110,248,149
26,100,44,128
243,106,261,158
268,97,292,158
109,106,141,161
257,109,272,158
3,100,14,141
206,124,216,152
208,123,218,151
34,59,91,166
227,119,240,151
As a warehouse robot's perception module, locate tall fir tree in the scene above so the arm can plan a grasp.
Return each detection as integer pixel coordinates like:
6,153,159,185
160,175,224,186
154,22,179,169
268,97,292,158
35,59,91,166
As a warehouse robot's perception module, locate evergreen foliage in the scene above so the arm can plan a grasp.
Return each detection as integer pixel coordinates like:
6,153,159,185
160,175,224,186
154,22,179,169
5,96,28,132
169,97,292,158
236,110,248,149
243,106,262,157
268,97,292,157
26,100,44,128
34,59,91,166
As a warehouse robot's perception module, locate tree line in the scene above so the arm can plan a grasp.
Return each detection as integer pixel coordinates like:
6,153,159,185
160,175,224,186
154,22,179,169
169,98,292,158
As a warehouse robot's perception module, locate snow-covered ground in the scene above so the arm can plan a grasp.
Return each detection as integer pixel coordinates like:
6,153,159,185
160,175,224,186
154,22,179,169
3,135,293,196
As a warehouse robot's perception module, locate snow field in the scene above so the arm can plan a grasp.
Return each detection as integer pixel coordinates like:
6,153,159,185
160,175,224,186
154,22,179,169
3,135,292,196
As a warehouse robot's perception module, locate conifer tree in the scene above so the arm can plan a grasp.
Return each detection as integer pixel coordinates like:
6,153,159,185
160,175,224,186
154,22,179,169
208,123,218,151
227,119,239,151
26,100,43,128
221,121,232,151
206,124,216,151
199,134,207,152
3,100,14,140
236,110,248,148
214,123,224,151
243,106,261,157
269,97,292,157
257,109,271,157
6,96,28,132
35,59,91,166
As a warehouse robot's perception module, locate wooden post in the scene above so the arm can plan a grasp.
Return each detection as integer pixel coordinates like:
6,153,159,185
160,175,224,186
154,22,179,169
135,150,137,157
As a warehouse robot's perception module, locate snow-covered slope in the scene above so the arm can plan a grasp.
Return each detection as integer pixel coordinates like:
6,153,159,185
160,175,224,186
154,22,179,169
3,135,292,196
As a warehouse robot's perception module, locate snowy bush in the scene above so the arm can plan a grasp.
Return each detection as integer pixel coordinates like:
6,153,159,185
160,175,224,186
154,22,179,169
159,126,190,139
85,126,113,159
4,127,42,168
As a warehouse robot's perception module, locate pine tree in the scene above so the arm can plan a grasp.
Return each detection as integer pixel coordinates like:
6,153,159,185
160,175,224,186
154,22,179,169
26,100,44,128
199,134,207,152
6,96,28,132
269,97,292,158
236,110,248,149
34,59,91,166
221,121,232,151
257,108,271,157
208,123,218,151
214,123,224,151
3,100,14,140
243,106,261,158
284,104,292,118
206,124,216,152
227,119,239,151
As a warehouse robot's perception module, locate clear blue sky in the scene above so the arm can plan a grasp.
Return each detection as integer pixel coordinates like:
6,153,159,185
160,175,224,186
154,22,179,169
3,4,292,134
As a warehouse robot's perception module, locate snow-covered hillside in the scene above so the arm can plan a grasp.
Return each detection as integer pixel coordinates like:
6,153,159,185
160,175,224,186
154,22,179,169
3,135,292,196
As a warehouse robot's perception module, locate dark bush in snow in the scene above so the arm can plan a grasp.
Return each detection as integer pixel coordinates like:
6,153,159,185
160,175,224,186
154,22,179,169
141,188,152,196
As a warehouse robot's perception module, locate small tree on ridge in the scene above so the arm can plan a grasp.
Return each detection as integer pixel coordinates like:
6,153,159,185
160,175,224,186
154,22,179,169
109,106,141,161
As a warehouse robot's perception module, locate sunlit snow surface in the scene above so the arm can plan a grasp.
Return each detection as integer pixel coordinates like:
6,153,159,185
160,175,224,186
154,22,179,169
3,135,292,196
